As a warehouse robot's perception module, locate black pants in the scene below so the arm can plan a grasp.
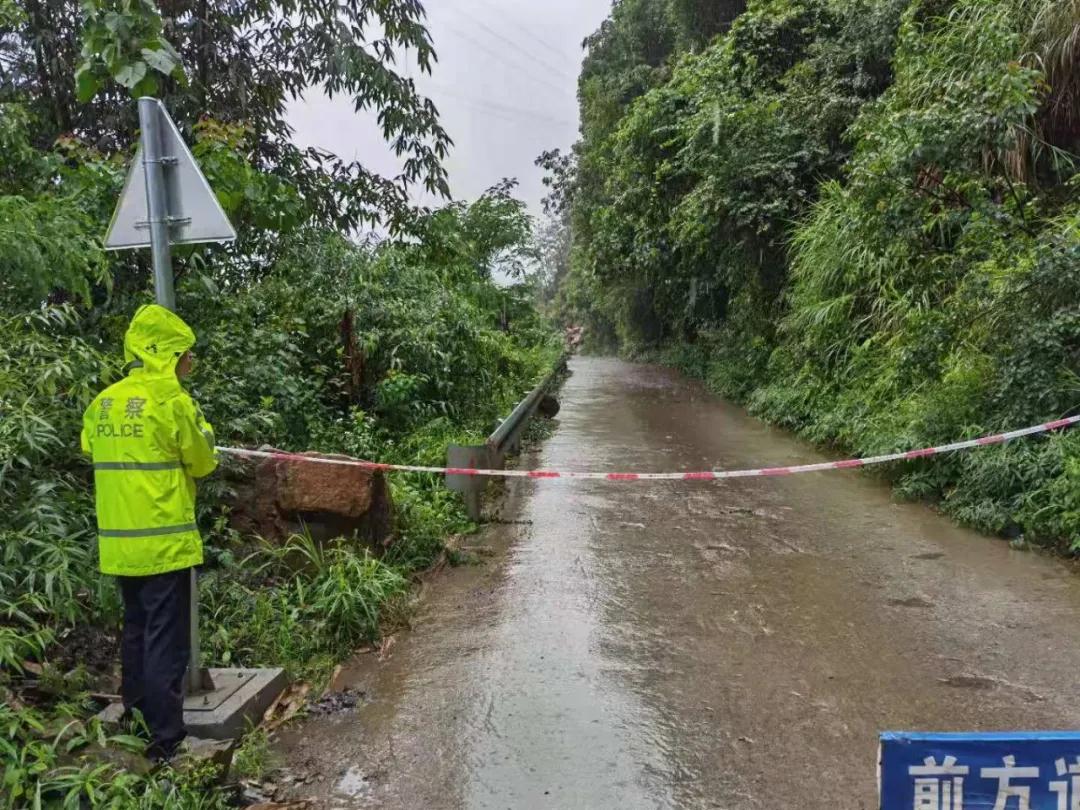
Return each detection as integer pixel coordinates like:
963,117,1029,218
118,568,191,759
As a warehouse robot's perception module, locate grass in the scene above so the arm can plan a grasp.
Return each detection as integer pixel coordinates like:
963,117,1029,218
231,727,275,782
200,529,414,683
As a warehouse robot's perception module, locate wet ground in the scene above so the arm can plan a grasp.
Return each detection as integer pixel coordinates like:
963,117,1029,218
274,357,1080,809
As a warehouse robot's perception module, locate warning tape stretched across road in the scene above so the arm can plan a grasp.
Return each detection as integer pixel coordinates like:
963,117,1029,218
216,415,1080,482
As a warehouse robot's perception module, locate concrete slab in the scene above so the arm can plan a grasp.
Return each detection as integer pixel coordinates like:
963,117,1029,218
96,666,288,741
184,667,288,739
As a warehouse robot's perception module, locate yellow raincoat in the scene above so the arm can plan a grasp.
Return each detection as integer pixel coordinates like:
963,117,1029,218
81,305,218,576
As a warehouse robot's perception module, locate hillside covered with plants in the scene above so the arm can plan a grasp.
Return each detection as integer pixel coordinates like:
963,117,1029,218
1,0,558,804
551,0,1080,547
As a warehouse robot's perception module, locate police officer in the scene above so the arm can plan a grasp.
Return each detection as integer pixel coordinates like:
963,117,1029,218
81,304,217,760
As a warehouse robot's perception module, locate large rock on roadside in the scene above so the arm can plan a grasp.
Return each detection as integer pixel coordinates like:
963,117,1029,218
223,449,394,548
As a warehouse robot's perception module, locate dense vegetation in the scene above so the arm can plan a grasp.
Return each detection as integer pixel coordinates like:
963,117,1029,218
1,0,557,804
551,0,1080,548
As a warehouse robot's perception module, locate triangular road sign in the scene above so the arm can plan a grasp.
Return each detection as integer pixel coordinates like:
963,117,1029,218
105,100,237,250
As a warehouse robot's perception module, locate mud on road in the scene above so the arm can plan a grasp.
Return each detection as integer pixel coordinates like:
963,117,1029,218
274,357,1080,809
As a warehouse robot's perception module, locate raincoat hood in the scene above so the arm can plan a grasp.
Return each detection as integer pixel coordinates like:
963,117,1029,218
123,304,196,375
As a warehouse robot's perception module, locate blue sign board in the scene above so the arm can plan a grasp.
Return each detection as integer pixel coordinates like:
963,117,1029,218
880,732,1080,809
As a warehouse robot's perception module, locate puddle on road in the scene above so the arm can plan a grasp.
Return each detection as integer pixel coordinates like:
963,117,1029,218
336,765,372,799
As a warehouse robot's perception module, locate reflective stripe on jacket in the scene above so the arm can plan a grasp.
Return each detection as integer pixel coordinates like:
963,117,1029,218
80,305,218,576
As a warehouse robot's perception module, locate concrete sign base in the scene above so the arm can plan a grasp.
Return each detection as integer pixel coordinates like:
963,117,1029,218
184,667,287,738
98,667,288,741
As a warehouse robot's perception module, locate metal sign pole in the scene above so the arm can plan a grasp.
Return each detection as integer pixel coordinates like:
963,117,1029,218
137,97,202,695
137,98,176,310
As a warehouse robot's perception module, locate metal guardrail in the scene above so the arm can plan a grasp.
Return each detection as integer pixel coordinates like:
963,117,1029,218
445,354,568,520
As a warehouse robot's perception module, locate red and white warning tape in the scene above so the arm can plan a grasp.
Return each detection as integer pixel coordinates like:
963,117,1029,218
216,415,1080,482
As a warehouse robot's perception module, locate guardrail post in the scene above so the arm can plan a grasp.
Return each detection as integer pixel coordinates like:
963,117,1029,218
445,444,491,521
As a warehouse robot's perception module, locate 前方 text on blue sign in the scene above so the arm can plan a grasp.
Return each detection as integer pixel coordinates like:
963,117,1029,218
880,731,1080,809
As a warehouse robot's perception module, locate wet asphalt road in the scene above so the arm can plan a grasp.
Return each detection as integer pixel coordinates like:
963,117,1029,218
275,357,1080,809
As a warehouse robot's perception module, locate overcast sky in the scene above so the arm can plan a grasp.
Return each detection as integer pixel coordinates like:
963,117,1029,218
286,0,612,222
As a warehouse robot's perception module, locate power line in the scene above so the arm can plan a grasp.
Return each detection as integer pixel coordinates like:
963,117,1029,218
404,43,575,127
438,20,571,98
466,0,581,65
451,6,578,83
430,83,576,128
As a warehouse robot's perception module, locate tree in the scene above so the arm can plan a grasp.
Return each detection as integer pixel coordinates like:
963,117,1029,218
1,0,452,233
667,0,746,50
411,179,536,281
534,149,576,307
578,0,676,139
